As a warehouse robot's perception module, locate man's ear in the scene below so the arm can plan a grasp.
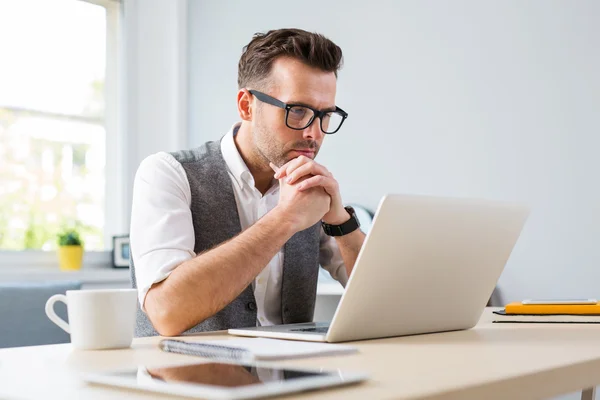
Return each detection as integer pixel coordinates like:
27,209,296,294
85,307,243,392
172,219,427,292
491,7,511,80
237,89,253,121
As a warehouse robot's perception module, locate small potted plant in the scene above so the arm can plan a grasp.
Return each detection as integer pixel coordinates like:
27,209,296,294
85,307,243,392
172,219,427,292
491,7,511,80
57,229,84,271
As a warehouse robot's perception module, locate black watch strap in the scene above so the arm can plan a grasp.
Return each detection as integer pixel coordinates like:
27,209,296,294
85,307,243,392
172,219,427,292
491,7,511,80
322,206,361,237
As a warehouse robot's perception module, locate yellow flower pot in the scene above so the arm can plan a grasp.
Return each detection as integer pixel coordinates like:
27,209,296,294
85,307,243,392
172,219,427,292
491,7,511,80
58,245,84,271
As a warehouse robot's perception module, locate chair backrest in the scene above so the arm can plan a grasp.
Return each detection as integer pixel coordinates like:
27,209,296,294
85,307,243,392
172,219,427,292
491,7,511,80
0,281,82,348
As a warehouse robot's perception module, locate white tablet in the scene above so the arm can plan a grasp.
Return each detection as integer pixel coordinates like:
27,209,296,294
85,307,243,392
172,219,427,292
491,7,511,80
82,360,368,399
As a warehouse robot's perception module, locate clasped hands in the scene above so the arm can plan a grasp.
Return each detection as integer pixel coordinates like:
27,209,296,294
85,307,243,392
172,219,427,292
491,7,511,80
270,156,349,226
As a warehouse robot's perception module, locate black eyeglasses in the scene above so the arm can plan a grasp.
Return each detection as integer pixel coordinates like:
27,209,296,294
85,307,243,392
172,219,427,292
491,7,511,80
248,90,348,134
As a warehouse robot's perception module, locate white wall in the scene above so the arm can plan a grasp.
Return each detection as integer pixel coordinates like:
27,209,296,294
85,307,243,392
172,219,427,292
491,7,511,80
188,0,600,312
122,0,188,227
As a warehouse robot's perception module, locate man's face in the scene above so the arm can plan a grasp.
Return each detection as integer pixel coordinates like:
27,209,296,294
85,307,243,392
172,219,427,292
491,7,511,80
251,57,337,167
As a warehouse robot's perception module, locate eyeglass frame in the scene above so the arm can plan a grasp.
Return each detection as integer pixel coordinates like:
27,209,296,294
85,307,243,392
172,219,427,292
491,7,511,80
248,89,348,134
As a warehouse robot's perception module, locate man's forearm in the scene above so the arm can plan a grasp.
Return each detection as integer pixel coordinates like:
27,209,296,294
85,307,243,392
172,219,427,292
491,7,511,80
335,229,366,277
144,208,297,336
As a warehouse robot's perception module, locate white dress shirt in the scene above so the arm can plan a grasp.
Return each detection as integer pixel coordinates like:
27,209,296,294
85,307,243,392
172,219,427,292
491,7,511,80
130,123,348,326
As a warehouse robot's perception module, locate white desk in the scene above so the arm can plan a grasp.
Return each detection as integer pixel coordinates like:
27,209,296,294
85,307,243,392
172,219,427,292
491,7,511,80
2,309,600,399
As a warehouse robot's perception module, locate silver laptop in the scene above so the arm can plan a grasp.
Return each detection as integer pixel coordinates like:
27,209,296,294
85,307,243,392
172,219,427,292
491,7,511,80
228,194,530,343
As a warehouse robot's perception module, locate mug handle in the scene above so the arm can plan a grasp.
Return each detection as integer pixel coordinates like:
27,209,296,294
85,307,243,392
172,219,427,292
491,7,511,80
45,294,70,334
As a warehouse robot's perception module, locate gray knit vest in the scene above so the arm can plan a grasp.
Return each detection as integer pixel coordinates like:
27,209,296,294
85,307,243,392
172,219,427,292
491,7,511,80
130,139,321,337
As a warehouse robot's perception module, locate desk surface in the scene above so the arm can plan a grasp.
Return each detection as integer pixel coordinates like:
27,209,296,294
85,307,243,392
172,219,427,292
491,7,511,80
2,308,600,400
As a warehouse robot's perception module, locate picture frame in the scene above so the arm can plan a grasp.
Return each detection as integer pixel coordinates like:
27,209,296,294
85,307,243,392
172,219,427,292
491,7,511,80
112,235,130,268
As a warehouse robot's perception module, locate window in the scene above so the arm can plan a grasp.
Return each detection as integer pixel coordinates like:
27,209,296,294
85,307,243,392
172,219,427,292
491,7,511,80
0,0,119,252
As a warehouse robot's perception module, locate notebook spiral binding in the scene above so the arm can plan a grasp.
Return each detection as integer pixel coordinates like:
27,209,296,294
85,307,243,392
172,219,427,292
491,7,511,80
159,339,254,361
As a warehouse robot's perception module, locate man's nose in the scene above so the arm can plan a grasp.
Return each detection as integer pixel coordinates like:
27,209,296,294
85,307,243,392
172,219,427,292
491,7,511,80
302,118,324,141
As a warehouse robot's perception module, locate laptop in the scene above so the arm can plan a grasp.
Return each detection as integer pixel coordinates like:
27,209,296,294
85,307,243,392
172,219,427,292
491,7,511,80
228,193,530,343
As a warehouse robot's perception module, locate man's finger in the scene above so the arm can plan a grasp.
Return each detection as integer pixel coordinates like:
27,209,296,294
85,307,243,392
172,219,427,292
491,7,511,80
287,162,329,184
269,162,280,174
298,175,340,198
297,175,328,191
278,156,311,179
273,160,292,179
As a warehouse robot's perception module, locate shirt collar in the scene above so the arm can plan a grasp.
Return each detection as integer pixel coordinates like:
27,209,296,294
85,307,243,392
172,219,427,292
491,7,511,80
220,122,255,190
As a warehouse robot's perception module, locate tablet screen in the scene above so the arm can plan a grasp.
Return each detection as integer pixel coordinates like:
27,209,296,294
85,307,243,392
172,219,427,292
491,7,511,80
112,362,328,388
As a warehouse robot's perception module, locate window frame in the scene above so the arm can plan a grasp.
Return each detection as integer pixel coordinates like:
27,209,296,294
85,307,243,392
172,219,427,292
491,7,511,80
0,0,122,269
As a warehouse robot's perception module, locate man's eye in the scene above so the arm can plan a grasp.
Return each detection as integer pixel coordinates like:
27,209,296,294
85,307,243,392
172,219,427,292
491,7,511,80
289,107,307,117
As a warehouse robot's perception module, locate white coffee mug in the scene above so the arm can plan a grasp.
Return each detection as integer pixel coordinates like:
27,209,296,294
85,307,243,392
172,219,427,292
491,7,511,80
45,288,138,350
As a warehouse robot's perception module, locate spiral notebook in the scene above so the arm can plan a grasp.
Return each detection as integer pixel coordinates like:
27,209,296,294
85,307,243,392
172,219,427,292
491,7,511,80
159,338,357,361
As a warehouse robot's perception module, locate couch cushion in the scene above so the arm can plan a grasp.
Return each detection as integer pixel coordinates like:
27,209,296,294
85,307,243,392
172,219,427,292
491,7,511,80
0,281,82,348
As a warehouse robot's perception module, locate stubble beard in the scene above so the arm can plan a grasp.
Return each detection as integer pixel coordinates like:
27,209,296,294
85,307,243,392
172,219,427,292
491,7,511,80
254,120,288,168
253,118,321,169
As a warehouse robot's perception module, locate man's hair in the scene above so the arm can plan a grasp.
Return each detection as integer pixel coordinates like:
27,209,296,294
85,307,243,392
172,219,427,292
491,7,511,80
238,28,343,90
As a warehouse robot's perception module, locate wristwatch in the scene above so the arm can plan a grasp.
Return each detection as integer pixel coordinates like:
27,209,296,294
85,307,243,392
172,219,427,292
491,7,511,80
322,206,361,236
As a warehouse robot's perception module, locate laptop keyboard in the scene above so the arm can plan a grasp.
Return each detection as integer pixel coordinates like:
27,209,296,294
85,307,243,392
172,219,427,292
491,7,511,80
290,327,329,334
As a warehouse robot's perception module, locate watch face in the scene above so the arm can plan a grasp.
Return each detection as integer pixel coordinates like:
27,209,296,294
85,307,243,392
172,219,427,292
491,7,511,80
349,205,375,232
345,206,360,227
322,206,363,236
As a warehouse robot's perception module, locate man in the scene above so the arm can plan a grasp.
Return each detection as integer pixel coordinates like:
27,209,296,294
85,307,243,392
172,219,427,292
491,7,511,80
130,28,366,337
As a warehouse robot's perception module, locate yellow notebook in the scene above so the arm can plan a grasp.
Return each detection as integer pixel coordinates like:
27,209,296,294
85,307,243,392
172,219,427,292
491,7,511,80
505,302,600,315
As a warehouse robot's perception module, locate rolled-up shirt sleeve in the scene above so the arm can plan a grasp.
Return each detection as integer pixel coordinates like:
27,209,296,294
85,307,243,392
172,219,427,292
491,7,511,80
130,152,195,310
319,229,348,286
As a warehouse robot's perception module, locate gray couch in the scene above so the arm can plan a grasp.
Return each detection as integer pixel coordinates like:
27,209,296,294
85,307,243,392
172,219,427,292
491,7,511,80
0,281,81,348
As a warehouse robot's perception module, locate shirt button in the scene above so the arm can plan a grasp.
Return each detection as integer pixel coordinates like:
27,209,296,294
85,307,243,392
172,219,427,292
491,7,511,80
257,278,264,285
247,301,257,311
